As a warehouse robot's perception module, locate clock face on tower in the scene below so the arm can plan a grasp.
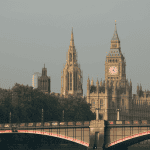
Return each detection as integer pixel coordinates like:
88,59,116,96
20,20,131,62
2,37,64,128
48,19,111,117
109,66,118,75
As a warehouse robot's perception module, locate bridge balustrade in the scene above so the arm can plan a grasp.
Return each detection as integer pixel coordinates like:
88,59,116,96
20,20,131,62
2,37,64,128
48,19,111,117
0,121,90,129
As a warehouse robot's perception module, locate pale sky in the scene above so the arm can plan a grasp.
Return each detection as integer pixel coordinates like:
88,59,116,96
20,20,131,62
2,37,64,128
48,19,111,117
0,0,150,96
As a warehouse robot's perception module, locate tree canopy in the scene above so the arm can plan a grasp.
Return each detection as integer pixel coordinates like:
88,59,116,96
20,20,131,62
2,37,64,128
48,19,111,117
0,83,95,123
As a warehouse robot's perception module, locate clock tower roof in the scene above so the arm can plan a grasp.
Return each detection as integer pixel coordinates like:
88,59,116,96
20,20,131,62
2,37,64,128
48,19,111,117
111,20,120,42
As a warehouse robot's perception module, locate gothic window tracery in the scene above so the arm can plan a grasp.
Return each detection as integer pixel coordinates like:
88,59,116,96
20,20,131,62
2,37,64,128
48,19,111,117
70,72,72,90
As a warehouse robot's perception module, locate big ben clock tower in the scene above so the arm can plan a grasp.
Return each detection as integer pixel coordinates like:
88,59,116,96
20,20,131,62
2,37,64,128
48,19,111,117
87,21,133,120
105,20,126,88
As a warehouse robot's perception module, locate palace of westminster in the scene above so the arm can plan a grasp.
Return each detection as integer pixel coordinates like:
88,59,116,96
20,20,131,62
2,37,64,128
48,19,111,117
33,21,150,120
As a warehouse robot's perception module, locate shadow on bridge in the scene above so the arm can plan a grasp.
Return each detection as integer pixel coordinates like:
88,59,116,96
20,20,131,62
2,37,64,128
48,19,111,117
0,133,88,150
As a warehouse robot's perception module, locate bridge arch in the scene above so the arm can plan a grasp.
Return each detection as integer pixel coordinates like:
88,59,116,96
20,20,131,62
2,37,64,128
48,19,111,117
0,130,89,147
107,130,150,149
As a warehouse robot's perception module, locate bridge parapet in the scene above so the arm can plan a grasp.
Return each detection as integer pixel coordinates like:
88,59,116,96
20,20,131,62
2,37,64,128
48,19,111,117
106,120,150,126
0,121,90,129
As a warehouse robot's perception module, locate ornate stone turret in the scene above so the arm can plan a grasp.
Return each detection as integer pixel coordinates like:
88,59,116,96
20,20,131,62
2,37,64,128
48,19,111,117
140,83,142,91
100,78,103,87
105,80,109,94
96,78,99,93
103,80,105,87
139,83,143,97
87,76,90,89
137,83,139,96
91,77,94,86
126,79,129,96
144,90,147,98
130,79,132,87
87,76,90,103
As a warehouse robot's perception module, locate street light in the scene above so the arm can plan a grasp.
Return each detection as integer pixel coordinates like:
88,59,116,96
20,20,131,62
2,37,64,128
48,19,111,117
62,110,64,121
9,112,11,124
41,108,44,125
116,109,120,121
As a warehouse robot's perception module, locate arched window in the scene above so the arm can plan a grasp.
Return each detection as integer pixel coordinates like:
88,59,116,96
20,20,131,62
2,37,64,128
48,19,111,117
116,59,117,62
110,59,111,62
100,99,103,109
67,73,69,90
70,73,72,90
91,99,95,108
122,99,124,106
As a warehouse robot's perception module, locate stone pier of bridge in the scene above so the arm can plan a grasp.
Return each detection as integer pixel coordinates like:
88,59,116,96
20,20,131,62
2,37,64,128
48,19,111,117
88,109,105,150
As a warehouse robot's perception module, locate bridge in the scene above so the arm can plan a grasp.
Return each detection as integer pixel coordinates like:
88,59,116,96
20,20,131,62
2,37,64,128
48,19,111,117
1,112,150,149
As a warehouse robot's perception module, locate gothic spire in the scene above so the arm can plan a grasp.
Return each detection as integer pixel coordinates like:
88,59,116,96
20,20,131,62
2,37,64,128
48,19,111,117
111,20,120,41
100,78,102,86
70,27,74,46
91,77,94,86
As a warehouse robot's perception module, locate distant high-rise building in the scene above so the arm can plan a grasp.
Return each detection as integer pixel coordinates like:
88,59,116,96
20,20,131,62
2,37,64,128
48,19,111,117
38,64,51,94
60,28,83,98
32,72,42,89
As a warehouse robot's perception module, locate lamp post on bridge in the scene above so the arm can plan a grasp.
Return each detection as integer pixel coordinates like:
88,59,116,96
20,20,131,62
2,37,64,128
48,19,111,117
41,108,44,126
117,109,120,120
9,112,11,124
62,110,64,122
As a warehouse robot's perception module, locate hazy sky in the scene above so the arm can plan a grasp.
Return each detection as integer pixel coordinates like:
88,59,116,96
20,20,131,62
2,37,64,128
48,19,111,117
0,0,150,96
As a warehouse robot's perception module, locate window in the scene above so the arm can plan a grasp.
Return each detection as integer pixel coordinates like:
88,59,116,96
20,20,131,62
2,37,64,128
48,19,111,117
91,99,95,108
70,73,72,90
122,99,124,105
100,99,103,109
67,73,69,90
74,72,77,91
